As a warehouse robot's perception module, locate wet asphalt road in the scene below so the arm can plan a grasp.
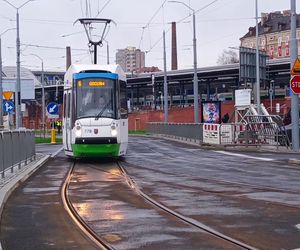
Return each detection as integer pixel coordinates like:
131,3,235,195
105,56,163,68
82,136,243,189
1,139,300,249
122,136,300,249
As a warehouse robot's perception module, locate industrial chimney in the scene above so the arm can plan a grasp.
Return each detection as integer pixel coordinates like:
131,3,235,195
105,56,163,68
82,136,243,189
171,22,178,70
66,46,72,70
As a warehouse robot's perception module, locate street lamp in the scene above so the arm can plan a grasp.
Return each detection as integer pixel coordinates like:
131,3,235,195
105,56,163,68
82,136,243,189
2,0,35,129
0,27,15,129
169,1,199,123
30,53,45,138
255,0,260,114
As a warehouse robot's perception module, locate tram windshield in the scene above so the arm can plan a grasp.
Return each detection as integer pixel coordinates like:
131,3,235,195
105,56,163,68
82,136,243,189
76,78,116,119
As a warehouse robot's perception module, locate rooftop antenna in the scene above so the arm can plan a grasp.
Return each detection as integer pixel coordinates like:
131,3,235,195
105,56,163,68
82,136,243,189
74,18,115,64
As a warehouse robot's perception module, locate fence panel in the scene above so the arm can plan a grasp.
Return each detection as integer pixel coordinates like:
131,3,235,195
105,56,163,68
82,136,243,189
147,123,203,143
2,131,13,173
0,130,36,178
12,131,21,166
0,133,4,176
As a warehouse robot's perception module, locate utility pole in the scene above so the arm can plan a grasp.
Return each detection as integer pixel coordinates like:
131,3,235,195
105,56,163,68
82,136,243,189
291,0,299,150
163,30,168,122
255,0,261,114
0,28,15,129
3,0,35,129
169,1,199,122
30,54,45,138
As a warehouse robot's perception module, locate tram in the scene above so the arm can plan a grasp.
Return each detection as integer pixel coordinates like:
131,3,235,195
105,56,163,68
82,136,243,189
62,64,128,157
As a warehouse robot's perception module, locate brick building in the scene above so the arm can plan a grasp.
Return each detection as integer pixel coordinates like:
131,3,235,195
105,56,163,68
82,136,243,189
240,10,300,59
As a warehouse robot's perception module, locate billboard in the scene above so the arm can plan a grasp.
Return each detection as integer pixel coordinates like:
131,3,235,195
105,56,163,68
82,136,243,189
2,78,35,100
201,101,221,124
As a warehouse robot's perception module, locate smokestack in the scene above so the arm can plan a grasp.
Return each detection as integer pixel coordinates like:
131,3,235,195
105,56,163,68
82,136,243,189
66,46,72,70
171,22,178,70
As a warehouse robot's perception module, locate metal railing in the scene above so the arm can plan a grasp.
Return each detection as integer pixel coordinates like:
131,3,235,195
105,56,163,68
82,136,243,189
0,130,36,178
147,115,290,149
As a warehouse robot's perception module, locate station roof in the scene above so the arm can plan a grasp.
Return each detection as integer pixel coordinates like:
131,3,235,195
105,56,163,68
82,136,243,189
2,66,41,87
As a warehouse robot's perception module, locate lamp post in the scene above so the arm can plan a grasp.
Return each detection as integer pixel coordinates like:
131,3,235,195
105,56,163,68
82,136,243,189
255,0,260,114
30,53,45,138
169,1,199,123
0,28,15,129
2,0,35,129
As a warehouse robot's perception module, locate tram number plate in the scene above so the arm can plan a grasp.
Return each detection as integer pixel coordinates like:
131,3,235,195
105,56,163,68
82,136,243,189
84,128,93,134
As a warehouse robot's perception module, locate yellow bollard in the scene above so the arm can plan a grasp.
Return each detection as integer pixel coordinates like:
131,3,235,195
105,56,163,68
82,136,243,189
51,128,56,144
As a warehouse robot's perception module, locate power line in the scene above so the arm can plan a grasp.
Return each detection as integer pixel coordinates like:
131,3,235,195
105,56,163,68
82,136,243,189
20,43,89,52
146,0,219,54
138,0,167,50
95,0,112,17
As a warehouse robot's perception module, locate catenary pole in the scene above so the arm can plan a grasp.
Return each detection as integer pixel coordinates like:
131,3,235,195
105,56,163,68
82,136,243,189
291,0,299,150
255,0,260,114
163,30,168,122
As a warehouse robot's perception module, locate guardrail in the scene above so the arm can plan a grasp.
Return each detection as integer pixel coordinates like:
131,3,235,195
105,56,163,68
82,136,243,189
0,130,36,178
147,123,203,144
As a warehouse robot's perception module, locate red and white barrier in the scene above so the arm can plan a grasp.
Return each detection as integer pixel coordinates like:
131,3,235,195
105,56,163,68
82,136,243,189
203,124,220,144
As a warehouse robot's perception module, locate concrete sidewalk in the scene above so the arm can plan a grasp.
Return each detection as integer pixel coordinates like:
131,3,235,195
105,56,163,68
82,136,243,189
0,154,50,215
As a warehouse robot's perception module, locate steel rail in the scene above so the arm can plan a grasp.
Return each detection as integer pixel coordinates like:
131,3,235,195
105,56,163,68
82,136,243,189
118,163,258,250
61,162,114,250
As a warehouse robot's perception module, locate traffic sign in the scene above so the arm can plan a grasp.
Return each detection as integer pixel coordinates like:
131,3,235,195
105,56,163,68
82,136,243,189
2,91,13,100
291,58,300,75
290,75,300,94
47,102,59,115
3,101,14,113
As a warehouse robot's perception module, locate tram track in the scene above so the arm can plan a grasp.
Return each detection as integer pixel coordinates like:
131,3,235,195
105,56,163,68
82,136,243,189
117,162,258,250
61,158,298,249
61,161,115,250
63,160,256,249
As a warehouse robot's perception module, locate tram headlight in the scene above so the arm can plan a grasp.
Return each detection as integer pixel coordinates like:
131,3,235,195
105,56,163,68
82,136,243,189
75,122,82,137
111,122,117,136
111,128,118,136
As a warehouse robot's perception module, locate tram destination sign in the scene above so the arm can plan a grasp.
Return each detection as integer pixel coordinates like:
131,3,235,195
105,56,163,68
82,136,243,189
290,75,300,94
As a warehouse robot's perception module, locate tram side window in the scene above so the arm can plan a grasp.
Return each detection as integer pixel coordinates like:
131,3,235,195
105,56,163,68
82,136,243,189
68,93,71,118
120,81,128,119
63,93,66,118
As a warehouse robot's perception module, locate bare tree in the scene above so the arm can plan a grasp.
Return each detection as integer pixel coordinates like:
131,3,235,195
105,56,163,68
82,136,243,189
217,49,239,65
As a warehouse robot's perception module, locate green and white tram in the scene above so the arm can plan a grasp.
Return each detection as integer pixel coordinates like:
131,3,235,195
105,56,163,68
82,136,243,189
63,64,128,157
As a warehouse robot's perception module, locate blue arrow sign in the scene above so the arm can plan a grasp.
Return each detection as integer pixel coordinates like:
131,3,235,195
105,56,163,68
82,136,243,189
3,101,14,113
47,102,59,115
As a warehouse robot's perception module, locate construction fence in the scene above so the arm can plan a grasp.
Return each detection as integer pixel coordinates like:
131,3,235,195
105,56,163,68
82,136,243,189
147,115,290,148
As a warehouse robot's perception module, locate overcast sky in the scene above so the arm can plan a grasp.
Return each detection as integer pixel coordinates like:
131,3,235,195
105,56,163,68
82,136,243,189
0,0,299,72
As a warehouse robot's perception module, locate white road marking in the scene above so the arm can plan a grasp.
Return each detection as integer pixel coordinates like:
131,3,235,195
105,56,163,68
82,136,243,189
51,146,64,157
213,150,275,161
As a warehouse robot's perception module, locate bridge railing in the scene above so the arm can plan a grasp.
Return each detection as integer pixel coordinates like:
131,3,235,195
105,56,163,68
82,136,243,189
0,130,36,178
147,123,203,144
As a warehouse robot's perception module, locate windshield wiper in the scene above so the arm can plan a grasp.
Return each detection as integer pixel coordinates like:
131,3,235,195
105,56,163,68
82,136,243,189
95,100,111,120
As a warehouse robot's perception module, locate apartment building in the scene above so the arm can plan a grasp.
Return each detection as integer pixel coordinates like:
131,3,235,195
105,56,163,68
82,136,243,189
240,10,300,59
116,46,145,73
